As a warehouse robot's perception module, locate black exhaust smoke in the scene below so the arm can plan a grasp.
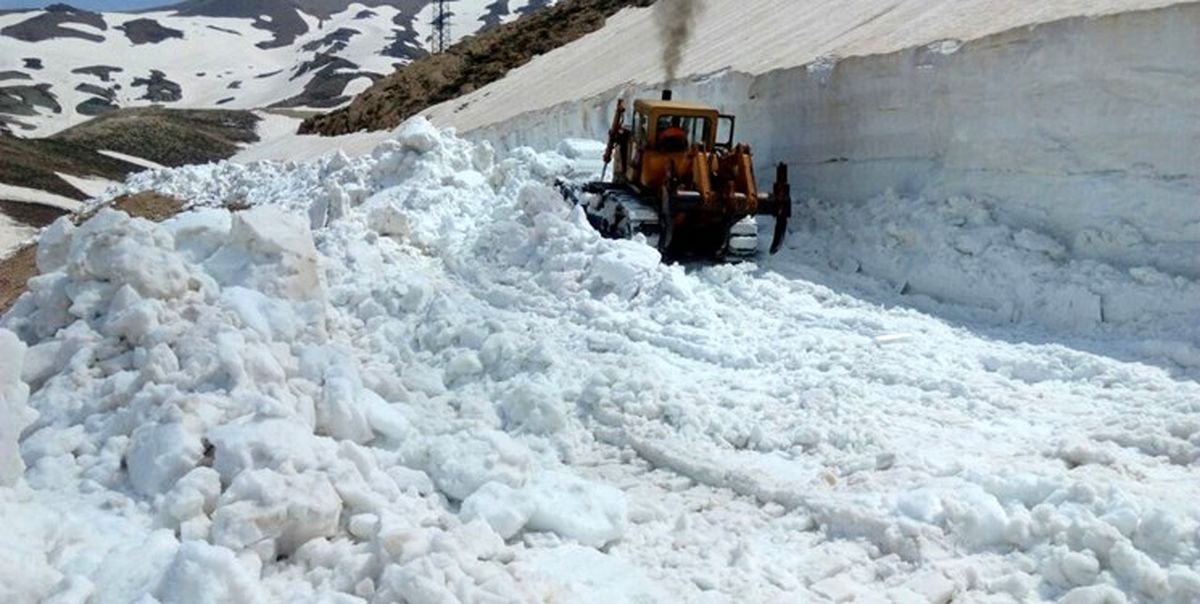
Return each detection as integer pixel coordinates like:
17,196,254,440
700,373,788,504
655,0,704,83
662,89,673,101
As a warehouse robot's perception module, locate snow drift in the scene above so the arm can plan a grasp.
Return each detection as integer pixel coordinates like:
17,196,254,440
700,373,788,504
2,119,1200,602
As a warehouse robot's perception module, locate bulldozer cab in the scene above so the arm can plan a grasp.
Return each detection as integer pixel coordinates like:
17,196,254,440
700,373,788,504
623,99,730,191
632,99,719,152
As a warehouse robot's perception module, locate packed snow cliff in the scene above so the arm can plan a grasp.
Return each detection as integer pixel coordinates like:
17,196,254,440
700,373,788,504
1,119,1199,602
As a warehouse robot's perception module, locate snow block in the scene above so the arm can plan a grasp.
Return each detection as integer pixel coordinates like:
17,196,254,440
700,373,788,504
524,471,627,548
91,529,180,603
395,117,442,154
517,545,667,602
460,470,628,546
460,481,536,540
207,418,334,485
163,208,232,263
206,206,323,303
154,542,265,604
1059,584,1129,604
499,378,567,435
210,469,342,559
162,467,222,528
35,216,74,273
0,329,36,486
126,422,205,496
426,431,534,501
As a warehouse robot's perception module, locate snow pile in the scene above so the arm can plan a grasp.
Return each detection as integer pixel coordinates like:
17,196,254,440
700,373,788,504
3,118,1200,602
1,119,630,602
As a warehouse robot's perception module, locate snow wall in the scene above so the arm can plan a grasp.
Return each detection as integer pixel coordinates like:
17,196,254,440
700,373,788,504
463,3,1200,280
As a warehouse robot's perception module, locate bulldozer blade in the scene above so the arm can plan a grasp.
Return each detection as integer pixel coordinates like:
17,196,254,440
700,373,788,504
770,211,789,254
768,162,792,254
659,187,675,253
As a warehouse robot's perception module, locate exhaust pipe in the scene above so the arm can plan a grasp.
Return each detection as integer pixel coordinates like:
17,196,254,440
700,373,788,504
662,89,673,101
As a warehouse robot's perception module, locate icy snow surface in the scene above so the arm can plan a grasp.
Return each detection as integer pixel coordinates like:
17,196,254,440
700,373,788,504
2,119,1200,602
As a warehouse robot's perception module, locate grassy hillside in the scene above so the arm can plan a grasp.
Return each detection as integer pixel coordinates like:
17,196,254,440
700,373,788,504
300,0,652,136
0,136,138,199
52,107,260,167
0,107,259,201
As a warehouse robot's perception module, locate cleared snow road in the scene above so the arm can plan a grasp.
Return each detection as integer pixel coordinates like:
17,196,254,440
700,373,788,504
1,122,1197,602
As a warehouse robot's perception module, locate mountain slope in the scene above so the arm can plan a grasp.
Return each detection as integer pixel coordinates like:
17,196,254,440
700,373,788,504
300,0,652,135
0,0,557,136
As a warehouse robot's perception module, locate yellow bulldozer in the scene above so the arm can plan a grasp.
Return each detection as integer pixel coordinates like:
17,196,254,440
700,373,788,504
560,90,791,259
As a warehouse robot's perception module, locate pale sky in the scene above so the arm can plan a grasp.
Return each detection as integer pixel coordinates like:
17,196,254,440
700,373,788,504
0,0,173,10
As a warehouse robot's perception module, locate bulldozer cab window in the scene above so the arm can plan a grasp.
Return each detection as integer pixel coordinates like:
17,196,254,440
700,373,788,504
655,115,711,152
634,113,648,146
716,115,736,149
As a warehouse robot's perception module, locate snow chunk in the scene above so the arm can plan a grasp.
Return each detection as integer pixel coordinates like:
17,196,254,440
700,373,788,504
211,469,342,559
426,430,534,501
459,471,627,546
207,419,334,485
0,329,35,486
500,377,568,434
163,208,232,262
948,487,1009,547
587,240,662,297
35,216,74,273
92,530,180,603
126,422,204,496
154,542,265,604
162,467,222,529
517,545,666,602
556,138,606,160
524,471,627,547
460,481,535,540
1060,584,1129,604
301,347,375,443
395,116,442,154
206,206,323,302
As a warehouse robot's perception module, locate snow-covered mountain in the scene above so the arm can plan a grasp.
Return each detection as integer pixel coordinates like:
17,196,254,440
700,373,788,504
0,1,555,136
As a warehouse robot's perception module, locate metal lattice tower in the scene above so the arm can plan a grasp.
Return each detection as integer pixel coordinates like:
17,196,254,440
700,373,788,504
432,0,451,53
